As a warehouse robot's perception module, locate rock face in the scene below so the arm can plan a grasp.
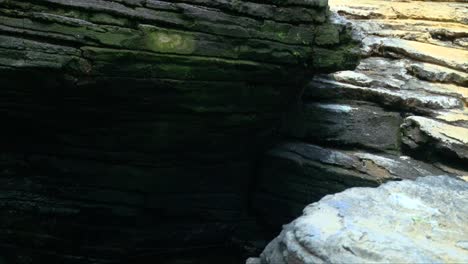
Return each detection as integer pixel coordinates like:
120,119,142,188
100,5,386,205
0,0,360,263
247,1,468,262
251,176,468,264
284,102,402,152
253,142,446,228
253,0,467,243
324,0,468,166
402,116,468,161
325,0,468,125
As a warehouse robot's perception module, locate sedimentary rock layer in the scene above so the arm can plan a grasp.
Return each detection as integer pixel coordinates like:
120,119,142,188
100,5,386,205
323,0,468,165
253,0,467,243
0,0,360,262
253,142,446,228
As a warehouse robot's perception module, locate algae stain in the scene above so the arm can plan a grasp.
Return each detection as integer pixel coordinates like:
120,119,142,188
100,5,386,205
145,30,196,55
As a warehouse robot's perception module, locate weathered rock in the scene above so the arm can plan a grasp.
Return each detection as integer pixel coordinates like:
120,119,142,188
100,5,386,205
305,75,464,115
401,116,468,162
434,108,468,128
366,37,468,72
255,176,468,264
246,257,262,264
275,3,468,263
407,62,468,87
356,20,468,50
253,142,448,228
0,0,360,262
314,0,468,126
332,0,468,25
303,0,468,181
284,101,402,152
305,57,466,115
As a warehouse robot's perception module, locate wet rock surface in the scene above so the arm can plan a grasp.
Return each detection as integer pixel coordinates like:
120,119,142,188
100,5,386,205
251,176,468,264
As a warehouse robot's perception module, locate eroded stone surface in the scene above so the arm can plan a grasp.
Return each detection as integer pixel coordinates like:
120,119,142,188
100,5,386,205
402,116,468,161
0,0,360,263
255,176,468,264
302,0,468,172
253,142,447,228
319,0,468,128
283,101,402,152
257,1,468,256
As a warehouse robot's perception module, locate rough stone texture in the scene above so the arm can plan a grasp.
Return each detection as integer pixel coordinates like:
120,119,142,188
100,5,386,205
300,0,468,177
283,101,402,153
305,57,466,115
253,142,446,229
319,0,468,124
254,0,468,234
402,116,468,162
408,62,468,87
249,0,468,264
0,0,360,263
253,176,468,264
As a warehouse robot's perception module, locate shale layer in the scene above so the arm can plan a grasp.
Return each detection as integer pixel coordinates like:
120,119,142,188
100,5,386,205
0,0,359,263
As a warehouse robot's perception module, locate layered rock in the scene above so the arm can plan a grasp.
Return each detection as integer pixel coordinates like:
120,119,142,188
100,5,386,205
283,101,403,152
323,0,468,169
253,142,445,228
402,116,468,162
250,176,468,264
252,0,467,244
0,0,359,263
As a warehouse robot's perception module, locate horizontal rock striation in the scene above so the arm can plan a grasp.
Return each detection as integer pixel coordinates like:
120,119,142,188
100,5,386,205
253,142,446,228
283,101,403,152
252,0,468,239
0,0,360,263
324,0,468,165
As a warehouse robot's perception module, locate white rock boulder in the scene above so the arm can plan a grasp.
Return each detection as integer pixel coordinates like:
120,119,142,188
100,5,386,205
250,176,468,264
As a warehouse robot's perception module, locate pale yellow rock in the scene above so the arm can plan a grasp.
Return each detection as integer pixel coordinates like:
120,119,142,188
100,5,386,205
330,0,468,24
372,37,468,72
435,109,468,123
406,116,468,145
328,0,468,131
